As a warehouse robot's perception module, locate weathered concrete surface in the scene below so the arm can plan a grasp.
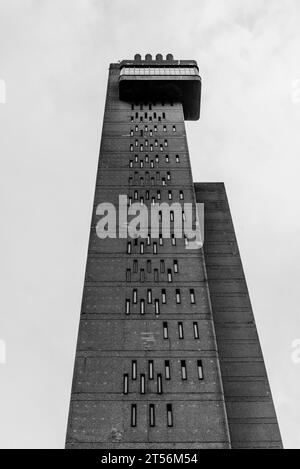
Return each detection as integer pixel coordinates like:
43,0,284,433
195,182,283,449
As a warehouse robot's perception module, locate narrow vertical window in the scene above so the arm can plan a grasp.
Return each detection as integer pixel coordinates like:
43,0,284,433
181,360,187,380
159,234,163,246
162,289,167,304
123,374,129,394
162,177,166,186
127,242,132,254
140,268,145,282
135,125,138,132
155,155,159,163
140,299,145,315
168,190,172,200
170,211,174,222
135,139,138,147
157,190,161,200
179,190,184,200
176,155,180,163
160,144,163,152
163,125,167,132
153,242,157,254
155,139,158,147
190,289,195,304
160,260,165,273
129,160,133,168
125,299,130,315
193,322,199,339
164,139,168,147
173,260,178,273
130,129,133,136
171,234,176,246
163,322,169,339
167,269,172,283
172,125,176,132
197,360,204,380
154,269,159,282
157,374,163,394
176,289,181,304
167,171,171,181
167,404,173,427
133,260,138,273
132,360,137,380
140,242,144,254
147,289,152,304
149,360,154,380
165,361,170,380
131,404,137,427
155,299,160,315
140,374,145,394
133,289,137,304
130,144,133,152
149,404,155,427
165,155,169,163
147,260,151,273
126,269,131,282
178,322,184,339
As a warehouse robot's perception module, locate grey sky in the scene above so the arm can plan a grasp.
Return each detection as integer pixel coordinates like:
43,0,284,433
0,0,299,448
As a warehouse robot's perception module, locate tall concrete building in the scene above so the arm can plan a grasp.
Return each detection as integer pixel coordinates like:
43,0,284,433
66,54,282,449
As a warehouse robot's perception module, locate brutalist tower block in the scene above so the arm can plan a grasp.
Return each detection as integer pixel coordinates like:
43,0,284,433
65,54,282,449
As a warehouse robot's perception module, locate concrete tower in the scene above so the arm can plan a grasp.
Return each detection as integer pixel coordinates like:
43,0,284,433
65,54,282,449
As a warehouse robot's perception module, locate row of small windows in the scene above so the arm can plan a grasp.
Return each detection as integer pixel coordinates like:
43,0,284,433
130,140,168,152
130,125,176,136
126,266,177,283
125,360,204,395
129,154,180,166
127,190,184,206
129,172,171,186
162,321,200,340
130,102,174,110
130,403,173,428
127,234,179,249
126,288,196,312
127,359,203,383
131,112,166,123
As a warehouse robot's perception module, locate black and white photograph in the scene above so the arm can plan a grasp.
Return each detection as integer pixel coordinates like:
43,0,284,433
1,0,299,452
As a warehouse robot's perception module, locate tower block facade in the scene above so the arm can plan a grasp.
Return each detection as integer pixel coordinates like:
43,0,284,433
66,54,282,449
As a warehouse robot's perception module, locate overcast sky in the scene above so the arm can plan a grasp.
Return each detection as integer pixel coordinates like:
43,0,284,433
0,0,300,448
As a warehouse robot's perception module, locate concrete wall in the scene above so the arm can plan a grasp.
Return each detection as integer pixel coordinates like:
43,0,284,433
195,182,283,449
